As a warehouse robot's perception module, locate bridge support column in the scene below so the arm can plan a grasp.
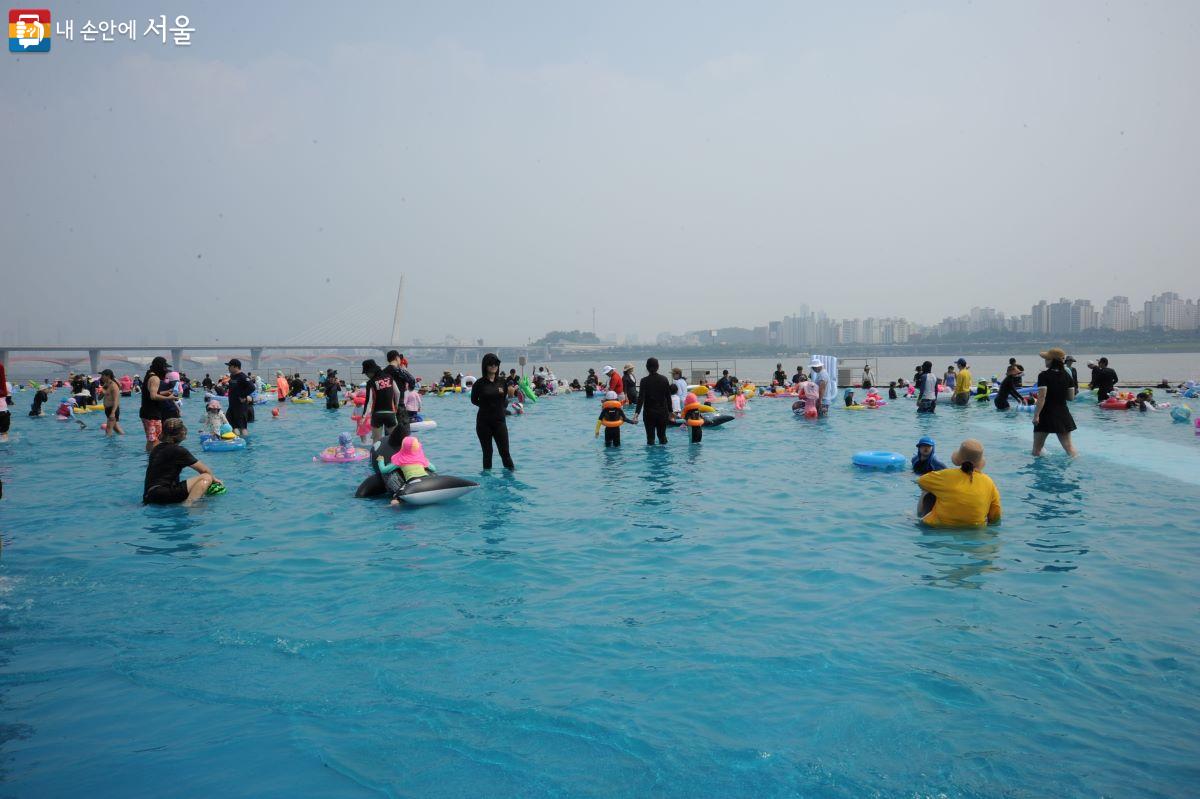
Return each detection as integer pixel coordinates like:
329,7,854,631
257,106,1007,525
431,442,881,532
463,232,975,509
250,348,263,373
88,348,101,373
171,348,184,371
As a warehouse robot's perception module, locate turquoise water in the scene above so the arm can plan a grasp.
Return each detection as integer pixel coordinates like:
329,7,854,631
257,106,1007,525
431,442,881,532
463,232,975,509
1,390,1198,798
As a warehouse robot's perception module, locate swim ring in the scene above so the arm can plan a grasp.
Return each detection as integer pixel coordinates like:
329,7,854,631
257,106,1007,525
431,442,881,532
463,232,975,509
851,451,907,470
291,398,314,404
1100,398,1130,410
314,446,368,463
410,420,438,432
200,434,246,452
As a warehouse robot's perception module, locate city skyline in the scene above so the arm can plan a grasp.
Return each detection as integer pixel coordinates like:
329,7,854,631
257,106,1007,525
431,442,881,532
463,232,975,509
647,290,1200,349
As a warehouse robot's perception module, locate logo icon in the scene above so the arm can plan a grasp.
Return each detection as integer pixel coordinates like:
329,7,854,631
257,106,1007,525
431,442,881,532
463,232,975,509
9,8,50,52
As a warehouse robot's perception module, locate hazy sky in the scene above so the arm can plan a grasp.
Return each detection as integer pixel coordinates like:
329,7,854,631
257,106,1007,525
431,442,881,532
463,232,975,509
3,0,1198,345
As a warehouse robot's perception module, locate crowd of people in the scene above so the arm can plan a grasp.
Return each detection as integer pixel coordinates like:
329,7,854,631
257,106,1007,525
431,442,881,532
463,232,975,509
3,347,1192,524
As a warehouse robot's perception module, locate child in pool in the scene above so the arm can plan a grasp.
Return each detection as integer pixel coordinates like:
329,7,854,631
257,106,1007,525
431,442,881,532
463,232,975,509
595,390,635,447
843,387,856,408
377,435,436,506
56,397,87,429
333,432,360,458
199,400,230,436
404,387,422,421
911,436,947,476
888,381,899,400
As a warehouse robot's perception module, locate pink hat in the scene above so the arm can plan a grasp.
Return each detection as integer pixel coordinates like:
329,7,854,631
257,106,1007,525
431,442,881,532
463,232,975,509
389,436,430,469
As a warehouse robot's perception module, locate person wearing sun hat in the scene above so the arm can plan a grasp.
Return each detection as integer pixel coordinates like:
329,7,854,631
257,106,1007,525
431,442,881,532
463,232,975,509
916,438,1002,527
622,363,638,406
602,365,624,399
809,357,831,416
1032,347,1078,457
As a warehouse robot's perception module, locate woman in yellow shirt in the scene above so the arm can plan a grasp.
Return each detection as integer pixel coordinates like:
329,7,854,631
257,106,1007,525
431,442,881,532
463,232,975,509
917,439,1001,527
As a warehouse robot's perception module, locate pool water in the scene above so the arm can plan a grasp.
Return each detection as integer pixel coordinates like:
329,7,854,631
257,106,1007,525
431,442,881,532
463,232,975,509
1,389,1198,798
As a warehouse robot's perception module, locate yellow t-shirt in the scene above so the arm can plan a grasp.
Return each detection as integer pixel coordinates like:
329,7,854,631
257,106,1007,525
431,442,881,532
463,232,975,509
954,367,973,397
918,467,1001,527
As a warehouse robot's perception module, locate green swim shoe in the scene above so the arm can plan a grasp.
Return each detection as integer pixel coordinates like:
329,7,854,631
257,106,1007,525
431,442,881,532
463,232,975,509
205,482,227,496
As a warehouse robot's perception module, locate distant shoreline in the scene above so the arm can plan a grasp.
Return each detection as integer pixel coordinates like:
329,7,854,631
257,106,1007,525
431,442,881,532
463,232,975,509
558,342,1200,360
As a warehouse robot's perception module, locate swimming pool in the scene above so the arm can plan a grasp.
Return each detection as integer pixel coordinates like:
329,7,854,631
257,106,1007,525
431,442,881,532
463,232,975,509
1,390,1197,797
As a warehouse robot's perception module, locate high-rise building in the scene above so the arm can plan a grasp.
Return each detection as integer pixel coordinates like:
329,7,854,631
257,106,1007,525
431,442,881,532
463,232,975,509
1101,296,1132,331
1031,300,1050,334
1143,292,1194,330
1070,299,1098,333
1049,298,1073,336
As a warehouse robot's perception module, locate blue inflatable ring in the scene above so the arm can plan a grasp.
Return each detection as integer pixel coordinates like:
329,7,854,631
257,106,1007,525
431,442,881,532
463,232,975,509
200,434,246,452
852,451,906,470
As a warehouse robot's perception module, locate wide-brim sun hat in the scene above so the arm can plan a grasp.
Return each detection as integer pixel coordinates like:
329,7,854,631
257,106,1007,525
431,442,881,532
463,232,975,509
809,357,823,368
950,439,986,471
1040,347,1067,362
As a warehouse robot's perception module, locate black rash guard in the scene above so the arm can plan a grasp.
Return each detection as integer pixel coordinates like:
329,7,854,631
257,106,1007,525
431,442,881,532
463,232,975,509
470,376,508,422
365,373,398,416
994,374,1024,409
635,373,671,417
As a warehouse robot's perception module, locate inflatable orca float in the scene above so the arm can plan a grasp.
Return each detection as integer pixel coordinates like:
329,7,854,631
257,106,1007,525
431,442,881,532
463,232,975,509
354,435,477,505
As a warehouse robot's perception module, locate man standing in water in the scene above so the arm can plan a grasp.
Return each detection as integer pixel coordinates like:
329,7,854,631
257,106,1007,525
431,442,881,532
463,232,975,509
100,369,124,436
810,358,831,417
952,358,972,406
1089,357,1118,401
224,359,254,438
384,350,417,425
633,357,671,445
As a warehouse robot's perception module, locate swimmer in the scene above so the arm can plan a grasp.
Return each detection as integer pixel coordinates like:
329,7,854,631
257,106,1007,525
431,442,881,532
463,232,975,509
888,381,898,400
916,439,1001,527
143,418,221,506
199,400,230,437
29,386,50,417
682,391,704,443
377,435,435,506
595,390,635,447
100,369,124,436
843,387,856,408
57,397,87,429
911,436,947,476
0,362,9,442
